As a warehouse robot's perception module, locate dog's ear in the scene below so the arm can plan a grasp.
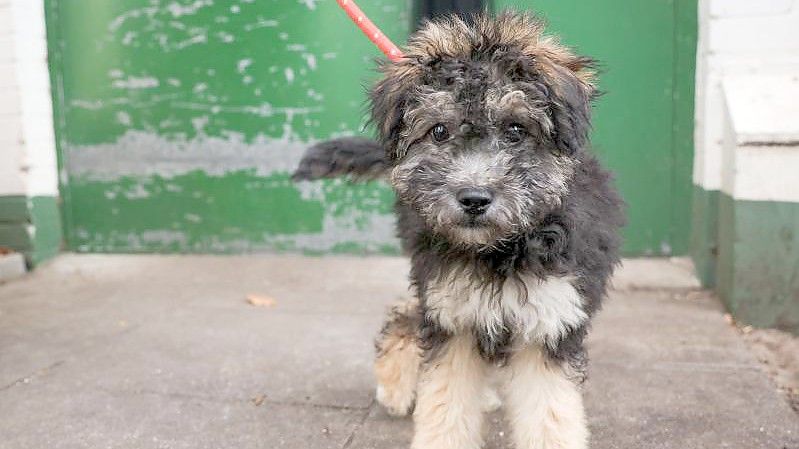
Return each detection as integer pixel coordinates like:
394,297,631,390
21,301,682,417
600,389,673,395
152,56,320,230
543,56,596,156
369,61,420,160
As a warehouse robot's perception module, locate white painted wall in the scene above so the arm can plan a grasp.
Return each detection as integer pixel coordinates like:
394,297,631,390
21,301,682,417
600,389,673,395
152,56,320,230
693,0,799,193
0,0,57,198
0,0,26,196
721,74,799,203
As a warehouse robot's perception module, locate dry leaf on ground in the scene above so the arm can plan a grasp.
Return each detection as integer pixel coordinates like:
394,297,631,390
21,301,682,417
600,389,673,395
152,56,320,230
246,294,277,307
251,394,266,406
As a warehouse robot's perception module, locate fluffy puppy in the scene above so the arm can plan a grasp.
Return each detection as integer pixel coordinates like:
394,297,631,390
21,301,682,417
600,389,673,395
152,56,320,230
294,12,624,449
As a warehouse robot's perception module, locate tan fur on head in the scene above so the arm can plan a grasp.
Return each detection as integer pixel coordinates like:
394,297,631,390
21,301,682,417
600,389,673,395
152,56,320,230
405,12,594,84
389,12,595,88
370,11,596,151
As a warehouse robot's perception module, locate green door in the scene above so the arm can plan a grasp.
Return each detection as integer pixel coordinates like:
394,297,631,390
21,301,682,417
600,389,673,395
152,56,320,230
46,0,695,256
497,0,698,255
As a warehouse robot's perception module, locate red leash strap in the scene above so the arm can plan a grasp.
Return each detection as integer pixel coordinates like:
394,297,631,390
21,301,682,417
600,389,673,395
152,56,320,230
336,0,404,62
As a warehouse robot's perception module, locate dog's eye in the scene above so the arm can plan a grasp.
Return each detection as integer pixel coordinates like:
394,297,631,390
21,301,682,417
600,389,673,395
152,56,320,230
430,124,450,143
505,123,527,143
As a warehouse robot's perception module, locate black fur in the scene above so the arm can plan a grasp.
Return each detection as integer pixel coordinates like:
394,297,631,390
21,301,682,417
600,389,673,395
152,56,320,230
399,152,624,367
291,137,388,181
293,12,624,377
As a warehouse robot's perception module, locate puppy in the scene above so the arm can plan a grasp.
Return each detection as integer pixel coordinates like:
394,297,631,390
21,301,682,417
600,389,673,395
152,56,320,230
294,12,624,449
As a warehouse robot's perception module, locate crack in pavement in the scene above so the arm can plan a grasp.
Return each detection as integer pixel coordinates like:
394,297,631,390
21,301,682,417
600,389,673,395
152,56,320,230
341,398,376,449
95,385,372,411
0,360,66,392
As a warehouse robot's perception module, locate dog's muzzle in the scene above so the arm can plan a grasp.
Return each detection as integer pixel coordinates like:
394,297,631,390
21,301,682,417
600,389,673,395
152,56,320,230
456,187,494,215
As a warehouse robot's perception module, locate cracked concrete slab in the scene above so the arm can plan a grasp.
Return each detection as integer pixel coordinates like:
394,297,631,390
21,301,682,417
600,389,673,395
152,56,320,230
0,255,796,449
0,381,369,449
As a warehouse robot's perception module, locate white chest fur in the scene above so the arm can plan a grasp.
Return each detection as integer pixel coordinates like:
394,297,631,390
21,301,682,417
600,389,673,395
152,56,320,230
425,273,587,349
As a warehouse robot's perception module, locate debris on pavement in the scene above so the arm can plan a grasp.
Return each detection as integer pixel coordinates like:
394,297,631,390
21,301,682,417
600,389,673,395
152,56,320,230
246,293,277,308
726,313,799,413
742,327,799,413
251,394,266,407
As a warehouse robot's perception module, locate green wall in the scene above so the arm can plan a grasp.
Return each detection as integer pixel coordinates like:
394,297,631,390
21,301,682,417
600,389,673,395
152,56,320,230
717,194,799,333
46,0,696,256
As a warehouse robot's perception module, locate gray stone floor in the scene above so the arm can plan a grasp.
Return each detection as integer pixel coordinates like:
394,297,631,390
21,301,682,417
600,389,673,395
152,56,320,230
0,255,797,449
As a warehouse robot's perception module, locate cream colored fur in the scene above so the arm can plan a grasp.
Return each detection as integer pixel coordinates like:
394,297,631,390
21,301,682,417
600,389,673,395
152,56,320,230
375,329,421,416
411,334,488,449
375,275,590,448
504,345,588,449
426,274,587,349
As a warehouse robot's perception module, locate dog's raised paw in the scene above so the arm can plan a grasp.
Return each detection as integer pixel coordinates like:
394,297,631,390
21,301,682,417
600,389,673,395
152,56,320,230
376,384,415,417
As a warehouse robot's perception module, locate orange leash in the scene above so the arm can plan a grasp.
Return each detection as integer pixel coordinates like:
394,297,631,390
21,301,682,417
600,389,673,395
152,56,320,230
336,0,404,62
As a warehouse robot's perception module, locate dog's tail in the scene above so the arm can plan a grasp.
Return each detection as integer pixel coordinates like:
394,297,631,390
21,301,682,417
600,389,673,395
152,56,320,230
291,137,389,181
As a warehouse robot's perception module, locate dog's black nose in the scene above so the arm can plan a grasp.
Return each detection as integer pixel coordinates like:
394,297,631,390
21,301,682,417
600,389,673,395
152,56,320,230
457,188,493,214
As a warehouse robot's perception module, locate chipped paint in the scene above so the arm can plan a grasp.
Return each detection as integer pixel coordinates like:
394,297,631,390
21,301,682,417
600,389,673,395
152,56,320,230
302,53,317,70
237,58,253,73
46,0,411,254
166,0,213,18
64,130,312,181
298,0,318,11
244,18,278,31
112,76,160,89
67,171,399,254
284,67,295,84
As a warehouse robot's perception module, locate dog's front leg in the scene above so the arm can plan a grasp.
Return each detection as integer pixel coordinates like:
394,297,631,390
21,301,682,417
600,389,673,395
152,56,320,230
504,345,588,449
411,334,486,449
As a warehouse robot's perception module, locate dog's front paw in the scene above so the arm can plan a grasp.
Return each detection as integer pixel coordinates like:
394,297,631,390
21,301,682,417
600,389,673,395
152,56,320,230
376,384,415,417
374,298,422,417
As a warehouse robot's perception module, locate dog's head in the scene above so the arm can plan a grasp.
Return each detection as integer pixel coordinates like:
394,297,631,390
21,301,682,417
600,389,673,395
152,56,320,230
371,12,596,248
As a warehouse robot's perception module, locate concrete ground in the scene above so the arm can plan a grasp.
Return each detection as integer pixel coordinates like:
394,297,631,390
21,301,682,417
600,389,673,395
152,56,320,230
0,255,797,449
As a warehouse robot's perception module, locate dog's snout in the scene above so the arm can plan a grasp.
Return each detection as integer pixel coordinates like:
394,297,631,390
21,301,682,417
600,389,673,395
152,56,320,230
457,188,493,214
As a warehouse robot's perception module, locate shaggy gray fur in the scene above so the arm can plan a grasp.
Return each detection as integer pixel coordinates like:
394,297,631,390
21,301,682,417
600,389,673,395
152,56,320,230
293,12,624,374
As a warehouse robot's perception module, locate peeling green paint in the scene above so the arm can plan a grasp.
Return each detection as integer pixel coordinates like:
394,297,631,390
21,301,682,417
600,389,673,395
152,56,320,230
46,0,408,254
48,1,411,144
67,172,397,254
